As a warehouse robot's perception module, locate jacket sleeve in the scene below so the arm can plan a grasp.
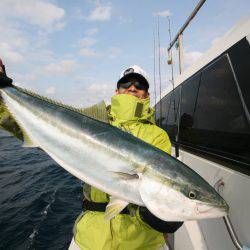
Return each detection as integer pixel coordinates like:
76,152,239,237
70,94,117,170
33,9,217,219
139,206,183,233
151,127,172,155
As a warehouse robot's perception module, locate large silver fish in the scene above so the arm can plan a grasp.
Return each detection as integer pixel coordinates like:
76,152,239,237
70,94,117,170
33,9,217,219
0,82,229,221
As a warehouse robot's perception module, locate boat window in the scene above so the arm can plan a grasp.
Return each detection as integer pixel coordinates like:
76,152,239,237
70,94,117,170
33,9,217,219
155,93,171,127
228,37,250,113
155,86,181,141
179,74,200,144
155,101,160,125
162,86,181,141
192,54,250,165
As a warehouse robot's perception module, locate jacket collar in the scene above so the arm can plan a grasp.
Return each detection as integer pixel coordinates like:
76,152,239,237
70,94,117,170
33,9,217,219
109,94,155,125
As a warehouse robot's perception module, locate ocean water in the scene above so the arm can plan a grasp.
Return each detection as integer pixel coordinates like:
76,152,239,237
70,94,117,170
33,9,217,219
0,130,83,250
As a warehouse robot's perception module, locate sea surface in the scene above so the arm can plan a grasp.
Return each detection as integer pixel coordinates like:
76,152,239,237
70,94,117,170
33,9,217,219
0,130,83,250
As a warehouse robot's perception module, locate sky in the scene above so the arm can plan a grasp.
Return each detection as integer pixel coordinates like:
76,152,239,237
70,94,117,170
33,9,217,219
0,0,250,107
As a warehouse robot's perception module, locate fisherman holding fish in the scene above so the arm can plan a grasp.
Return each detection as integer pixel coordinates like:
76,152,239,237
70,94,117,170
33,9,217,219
0,60,229,250
71,66,183,250
0,62,182,249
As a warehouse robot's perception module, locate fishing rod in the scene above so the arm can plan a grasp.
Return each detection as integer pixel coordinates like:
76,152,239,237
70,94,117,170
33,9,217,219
167,17,180,158
153,30,157,108
168,0,206,51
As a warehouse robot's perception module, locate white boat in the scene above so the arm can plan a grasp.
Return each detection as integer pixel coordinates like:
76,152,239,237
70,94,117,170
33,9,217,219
155,16,250,250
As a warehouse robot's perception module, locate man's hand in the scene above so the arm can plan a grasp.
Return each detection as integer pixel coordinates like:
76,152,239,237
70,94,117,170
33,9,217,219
0,59,6,75
0,59,13,87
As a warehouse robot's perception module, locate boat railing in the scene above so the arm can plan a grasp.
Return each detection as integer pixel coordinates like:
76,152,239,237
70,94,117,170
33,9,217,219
214,179,249,250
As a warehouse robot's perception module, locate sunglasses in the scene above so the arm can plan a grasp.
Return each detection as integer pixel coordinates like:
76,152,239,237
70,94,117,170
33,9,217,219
118,81,148,91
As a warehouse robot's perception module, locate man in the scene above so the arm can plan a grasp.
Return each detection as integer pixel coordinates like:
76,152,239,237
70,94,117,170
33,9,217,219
72,65,183,250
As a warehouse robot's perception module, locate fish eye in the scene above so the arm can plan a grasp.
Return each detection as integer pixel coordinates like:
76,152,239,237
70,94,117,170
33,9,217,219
188,191,197,199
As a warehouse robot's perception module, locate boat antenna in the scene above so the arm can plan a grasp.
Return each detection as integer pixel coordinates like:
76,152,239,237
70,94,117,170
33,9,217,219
157,15,162,126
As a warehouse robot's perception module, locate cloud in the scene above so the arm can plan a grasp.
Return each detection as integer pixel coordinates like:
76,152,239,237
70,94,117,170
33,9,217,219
87,84,104,92
156,10,171,17
12,72,38,87
53,21,66,31
85,28,99,36
184,50,203,66
84,82,114,105
0,0,105,86
0,20,29,51
43,59,78,75
87,3,112,21
79,48,102,58
0,0,66,68
211,36,222,47
118,16,133,24
0,0,65,30
60,78,115,108
46,86,56,94
79,37,97,47
0,42,24,63
108,47,122,58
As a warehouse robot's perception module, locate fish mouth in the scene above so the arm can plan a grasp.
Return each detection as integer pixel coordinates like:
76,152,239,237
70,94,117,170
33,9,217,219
195,202,229,215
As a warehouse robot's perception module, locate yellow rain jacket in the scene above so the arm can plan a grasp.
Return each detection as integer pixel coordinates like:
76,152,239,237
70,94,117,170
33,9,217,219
74,94,172,250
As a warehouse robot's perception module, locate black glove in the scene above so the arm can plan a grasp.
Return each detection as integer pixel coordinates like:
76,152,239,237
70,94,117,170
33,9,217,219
0,74,13,87
0,60,13,87
139,206,183,233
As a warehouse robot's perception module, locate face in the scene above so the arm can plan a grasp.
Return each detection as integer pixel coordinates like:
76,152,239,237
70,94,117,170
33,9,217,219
116,78,149,99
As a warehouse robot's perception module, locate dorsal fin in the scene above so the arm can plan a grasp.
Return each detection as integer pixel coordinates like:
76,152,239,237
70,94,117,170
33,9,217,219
1,86,109,144
79,101,109,124
14,86,109,124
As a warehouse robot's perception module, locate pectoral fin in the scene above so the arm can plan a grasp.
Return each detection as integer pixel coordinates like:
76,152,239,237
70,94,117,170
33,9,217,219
104,197,129,220
111,171,139,180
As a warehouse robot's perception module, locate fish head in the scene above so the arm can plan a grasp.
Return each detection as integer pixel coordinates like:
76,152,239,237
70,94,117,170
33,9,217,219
139,171,229,221
176,181,229,220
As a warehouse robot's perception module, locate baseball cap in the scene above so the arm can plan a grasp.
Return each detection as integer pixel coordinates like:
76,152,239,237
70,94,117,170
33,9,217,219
117,65,149,90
